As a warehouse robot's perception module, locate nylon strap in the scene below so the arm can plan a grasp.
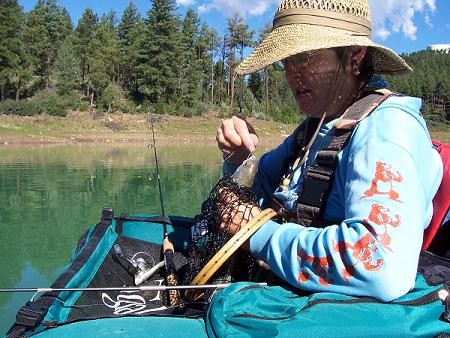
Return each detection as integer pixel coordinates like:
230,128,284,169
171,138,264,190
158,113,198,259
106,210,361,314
296,90,393,227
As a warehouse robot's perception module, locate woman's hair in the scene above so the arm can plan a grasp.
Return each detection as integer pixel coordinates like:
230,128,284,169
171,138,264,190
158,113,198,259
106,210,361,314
334,46,374,86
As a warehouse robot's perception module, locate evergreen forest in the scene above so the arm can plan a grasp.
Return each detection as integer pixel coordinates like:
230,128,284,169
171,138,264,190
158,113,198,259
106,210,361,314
0,0,449,128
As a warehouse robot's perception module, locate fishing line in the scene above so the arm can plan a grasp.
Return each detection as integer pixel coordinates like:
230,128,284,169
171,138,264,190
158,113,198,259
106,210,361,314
146,160,221,217
149,115,167,234
146,119,221,217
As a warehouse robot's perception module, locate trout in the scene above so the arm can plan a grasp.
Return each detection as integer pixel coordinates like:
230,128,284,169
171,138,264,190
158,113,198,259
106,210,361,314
190,155,258,242
231,155,259,188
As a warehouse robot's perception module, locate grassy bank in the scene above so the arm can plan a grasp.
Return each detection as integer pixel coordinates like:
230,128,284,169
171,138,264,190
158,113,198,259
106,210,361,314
0,112,296,145
0,112,448,146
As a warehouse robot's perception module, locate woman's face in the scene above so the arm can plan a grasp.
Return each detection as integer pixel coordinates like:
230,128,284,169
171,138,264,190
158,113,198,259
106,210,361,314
284,49,349,118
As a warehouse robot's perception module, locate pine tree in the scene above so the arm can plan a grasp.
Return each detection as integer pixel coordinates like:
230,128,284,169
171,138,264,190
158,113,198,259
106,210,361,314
226,14,239,100
217,36,229,105
22,0,72,89
177,8,202,109
235,18,254,113
137,0,180,106
118,1,143,98
197,24,220,105
75,8,98,100
89,12,120,104
226,12,254,110
54,33,80,95
248,71,263,102
0,0,25,100
258,23,272,117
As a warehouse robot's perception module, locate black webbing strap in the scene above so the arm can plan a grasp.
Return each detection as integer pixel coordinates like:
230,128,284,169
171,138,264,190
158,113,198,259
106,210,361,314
118,214,172,224
296,90,394,227
6,296,58,338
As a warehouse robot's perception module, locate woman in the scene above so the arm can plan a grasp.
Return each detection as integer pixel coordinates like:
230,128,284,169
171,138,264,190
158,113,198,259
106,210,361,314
216,0,443,301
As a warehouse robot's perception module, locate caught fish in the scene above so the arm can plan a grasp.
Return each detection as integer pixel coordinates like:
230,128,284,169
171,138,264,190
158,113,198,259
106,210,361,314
190,155,258,242
231,155,259,188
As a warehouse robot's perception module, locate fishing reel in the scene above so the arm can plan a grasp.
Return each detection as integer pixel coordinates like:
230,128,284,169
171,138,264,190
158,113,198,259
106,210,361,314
112,244,165,286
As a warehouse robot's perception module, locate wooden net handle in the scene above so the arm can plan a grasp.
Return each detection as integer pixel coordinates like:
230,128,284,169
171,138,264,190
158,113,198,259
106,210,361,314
190,208,277,286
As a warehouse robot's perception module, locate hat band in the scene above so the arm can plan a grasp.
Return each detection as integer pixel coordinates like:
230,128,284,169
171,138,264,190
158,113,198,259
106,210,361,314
273,8,371,37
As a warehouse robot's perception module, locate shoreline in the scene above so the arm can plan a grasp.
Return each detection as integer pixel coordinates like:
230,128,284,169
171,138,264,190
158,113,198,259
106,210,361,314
1,112,448,146
0,112,296,146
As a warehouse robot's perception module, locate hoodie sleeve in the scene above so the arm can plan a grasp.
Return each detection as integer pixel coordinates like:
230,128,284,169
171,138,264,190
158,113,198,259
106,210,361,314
249,101,443,302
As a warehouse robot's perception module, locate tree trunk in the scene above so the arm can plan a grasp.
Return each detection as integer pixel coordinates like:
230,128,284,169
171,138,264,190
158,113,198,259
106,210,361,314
81,59,86,87
90,92,94,108
220,62,224,104
230,72,236,110
239,44,245,114
46,54,51,89
0,85,4,101
211,59,214,104
15,87,21,101
227,67,231,96
264,68,269,117
228,50,235,97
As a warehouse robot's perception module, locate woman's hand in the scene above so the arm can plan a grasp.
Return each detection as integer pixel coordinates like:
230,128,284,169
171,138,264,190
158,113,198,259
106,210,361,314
217,187,261,235
220,202,261,236
216,116,259,165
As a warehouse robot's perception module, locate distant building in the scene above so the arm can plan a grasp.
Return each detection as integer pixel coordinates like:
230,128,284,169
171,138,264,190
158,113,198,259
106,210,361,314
427,44,450,53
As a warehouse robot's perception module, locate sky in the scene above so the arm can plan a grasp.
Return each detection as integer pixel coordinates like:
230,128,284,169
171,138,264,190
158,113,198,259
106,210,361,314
18,0,450,55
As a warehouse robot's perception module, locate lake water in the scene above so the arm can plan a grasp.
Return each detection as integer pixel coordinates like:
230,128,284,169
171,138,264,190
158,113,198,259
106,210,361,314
0,142,254,334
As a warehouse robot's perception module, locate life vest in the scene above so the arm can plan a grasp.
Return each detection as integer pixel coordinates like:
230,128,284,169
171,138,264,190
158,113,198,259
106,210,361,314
282,90,449,250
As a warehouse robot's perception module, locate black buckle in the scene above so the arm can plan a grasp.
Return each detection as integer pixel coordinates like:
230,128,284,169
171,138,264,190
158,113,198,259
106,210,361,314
100,208,114,225
15,302,46,327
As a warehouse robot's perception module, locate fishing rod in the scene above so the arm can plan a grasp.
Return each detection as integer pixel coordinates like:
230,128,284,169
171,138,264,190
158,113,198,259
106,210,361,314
149,114,181,306
0,283,251,294
149,115,168,231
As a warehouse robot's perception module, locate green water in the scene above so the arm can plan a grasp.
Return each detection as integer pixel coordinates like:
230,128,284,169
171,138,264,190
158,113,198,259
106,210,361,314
0,143,226,334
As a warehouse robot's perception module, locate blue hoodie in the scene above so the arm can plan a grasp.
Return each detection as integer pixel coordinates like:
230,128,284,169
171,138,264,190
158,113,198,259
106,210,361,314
224,95,443,301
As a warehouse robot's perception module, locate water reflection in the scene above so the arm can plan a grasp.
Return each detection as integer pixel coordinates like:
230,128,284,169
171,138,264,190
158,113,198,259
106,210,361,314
0,143,231,334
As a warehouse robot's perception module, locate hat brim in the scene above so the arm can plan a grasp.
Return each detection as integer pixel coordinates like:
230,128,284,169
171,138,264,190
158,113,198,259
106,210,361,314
236,24,412,75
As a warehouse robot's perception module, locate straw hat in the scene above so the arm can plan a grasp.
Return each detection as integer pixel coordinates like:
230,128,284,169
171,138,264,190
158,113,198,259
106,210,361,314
236,0,412,75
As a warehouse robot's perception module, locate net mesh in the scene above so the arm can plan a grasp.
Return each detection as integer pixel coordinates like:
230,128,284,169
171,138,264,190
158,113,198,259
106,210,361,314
182,175,261,285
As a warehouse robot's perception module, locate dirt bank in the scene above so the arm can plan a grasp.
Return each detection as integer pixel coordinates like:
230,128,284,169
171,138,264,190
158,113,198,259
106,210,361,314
0,112,296,146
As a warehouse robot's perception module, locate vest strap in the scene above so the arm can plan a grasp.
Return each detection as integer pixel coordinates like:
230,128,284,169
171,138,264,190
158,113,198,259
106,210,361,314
296,90,394,227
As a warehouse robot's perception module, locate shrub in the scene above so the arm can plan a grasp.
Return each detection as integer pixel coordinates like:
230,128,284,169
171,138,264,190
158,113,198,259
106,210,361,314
136,101,154,114
61,93,82,112
32,91,68,117
0,99,24,115
118,99,136,114
98,84,136,113
0,99,40,116
182,102,206,117
79,100,90,112
154,100,169,115
271,104,299,124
